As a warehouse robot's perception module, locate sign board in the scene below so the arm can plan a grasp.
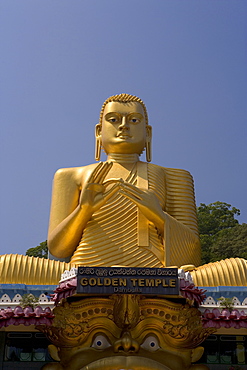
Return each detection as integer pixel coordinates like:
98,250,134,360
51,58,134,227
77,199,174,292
77,266,179,296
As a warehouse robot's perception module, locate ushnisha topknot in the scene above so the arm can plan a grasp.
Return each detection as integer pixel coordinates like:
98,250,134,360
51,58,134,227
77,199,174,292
99,93,148,126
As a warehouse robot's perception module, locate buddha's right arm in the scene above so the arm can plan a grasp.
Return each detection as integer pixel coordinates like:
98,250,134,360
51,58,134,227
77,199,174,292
48,204,93,258
48,162,117,258
47,167,90,258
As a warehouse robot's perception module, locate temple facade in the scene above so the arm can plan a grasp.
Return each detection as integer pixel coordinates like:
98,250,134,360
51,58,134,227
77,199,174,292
1,271,247,369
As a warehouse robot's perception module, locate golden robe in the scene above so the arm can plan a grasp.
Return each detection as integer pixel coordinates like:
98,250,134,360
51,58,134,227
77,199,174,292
70,162,200,267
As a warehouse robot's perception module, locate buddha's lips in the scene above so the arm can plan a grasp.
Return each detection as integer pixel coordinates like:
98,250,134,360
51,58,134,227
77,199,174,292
80,356,170,370
117,133,132,138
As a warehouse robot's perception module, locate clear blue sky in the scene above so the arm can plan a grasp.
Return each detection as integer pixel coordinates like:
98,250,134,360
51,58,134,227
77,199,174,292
1,0,246,256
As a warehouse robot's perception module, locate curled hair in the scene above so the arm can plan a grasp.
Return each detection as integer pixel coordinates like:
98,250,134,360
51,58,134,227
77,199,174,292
99,93,148,125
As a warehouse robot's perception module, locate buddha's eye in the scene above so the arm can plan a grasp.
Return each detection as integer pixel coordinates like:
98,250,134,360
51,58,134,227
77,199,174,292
141,336,160,352
129,118,139,123
91,335,111,350
107,115,119,123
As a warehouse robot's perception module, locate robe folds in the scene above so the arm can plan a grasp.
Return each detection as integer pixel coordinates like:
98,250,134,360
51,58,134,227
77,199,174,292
70,162,200,267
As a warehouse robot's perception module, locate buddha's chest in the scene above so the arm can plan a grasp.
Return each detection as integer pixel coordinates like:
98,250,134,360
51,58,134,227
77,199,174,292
104,162,166,209
104,162,137,181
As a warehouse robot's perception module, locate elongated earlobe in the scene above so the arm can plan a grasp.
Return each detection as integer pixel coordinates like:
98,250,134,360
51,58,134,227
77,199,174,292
146,125,152,162
95,124,102,161
146,141,151,162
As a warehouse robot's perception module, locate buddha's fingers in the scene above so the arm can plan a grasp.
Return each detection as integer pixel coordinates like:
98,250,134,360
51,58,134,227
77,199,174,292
88,162,112,184
86,183,105,193
120,183,144,199
95,162,113,184
103,178,124,187
87,162,104,183
121,181,144,194
93,183,120,211
103,183,120,202
119,189,143,204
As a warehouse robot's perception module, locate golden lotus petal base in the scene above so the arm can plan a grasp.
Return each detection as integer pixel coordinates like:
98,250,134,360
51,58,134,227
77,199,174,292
38,295,213,370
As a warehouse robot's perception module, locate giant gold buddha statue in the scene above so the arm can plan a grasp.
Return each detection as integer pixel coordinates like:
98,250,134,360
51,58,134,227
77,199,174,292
1,93,246,288
47,93,200,268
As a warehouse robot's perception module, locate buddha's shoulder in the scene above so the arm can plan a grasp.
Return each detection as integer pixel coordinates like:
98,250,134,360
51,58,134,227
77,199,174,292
53,163,99,184
148,163,193,179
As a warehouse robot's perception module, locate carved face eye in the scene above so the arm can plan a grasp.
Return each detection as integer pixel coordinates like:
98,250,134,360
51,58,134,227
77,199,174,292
91,335,111,350
141,336,160,351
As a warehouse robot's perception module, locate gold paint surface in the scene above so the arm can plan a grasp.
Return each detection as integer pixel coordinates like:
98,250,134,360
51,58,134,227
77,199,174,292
0,254,71,285
191,258,247,287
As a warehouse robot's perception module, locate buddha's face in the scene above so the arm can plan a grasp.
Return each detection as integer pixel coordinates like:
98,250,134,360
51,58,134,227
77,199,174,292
99,101,150,155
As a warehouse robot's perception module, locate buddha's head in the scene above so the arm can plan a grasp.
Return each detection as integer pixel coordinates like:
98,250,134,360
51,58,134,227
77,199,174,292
95,94,152,161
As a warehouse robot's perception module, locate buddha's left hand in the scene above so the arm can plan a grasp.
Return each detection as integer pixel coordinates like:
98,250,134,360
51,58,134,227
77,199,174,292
119,182,166,234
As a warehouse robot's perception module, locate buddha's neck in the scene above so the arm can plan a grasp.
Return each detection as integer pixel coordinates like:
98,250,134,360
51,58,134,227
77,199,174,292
107,153,139,163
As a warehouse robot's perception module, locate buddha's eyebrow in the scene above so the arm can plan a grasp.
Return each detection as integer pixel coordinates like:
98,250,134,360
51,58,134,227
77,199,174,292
105,112,143,117
104,112,122,117
128,112,144,118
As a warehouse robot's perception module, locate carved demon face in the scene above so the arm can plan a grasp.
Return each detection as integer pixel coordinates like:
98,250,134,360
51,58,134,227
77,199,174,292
39,295,212,370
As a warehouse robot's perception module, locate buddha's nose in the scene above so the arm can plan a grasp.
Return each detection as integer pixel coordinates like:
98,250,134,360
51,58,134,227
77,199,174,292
119,116,129,129
114,331,139,353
